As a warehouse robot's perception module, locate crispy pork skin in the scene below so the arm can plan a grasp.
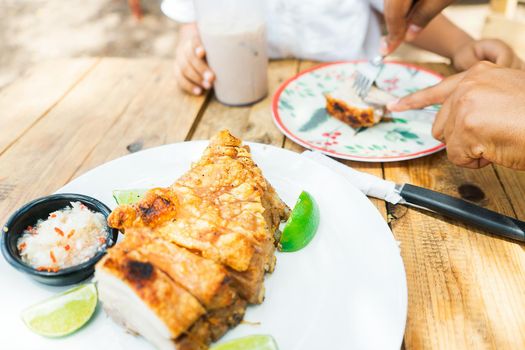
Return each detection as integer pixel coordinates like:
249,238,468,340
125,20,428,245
122,229,237,310
108,130,288,302
96,249,205,349
324,83,397,129
325,94,382,128
98,130,289,349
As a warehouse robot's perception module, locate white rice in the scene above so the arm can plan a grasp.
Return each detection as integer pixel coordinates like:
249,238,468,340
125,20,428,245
17,201,108,271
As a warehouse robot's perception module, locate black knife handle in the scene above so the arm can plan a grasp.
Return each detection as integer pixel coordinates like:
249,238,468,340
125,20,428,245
400,184,525,242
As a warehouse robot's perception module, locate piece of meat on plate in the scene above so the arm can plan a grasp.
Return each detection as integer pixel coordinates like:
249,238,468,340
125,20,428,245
175,298,247,350
325,83,397,128
95,247,206,350
96,241,247,350
121,229,237,310
99,130,289,349
108,130,289,303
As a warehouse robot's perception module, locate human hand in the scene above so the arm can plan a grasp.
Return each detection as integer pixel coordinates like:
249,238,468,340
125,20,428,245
452,39,524,71
383,0,454,55
174,23,215,95
388,62,525,170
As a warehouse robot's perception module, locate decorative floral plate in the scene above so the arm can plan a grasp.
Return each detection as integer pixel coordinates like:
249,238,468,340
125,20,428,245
272,61,445,162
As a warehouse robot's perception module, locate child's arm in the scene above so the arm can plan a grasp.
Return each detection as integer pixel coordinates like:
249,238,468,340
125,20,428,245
410,14,523,71
174,23,215,95
409,15,471,60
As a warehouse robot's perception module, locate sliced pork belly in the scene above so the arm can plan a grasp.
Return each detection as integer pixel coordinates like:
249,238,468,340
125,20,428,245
108,130,289,303
100,130,289,349
122,229,237,309
175,298,247,350
226,250,268,304
109,187,255,273
95,248,205,350
325,83,397,128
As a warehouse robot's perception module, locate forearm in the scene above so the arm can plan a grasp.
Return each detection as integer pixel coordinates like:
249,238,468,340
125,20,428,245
410,14,473,59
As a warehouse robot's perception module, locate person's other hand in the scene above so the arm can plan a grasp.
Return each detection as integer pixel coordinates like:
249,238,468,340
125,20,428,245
452,39,524,71
174,23,215,95
383,0,454,55
388,62,525,170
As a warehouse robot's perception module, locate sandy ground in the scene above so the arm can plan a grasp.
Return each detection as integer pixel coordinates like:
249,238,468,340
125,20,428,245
0,0,178,88
1,0,521,90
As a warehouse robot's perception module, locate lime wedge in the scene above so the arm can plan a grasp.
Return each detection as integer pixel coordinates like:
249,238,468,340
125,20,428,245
112,189,147,205
21,283,98,337
211,335,278,350
279,191,320,252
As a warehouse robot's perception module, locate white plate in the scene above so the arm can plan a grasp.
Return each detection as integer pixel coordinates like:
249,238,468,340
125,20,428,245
0,142,407,350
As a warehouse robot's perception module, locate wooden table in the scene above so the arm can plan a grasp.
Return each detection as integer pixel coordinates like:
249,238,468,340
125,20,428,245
1,58,525,349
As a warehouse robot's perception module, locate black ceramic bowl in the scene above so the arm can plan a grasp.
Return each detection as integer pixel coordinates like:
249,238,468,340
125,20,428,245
1,193,118,286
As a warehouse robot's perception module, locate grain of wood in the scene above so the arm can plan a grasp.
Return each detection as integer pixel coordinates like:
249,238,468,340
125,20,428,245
0,58,99,155
385,143,525,349
493,166,525,220
2,58,525,350
0,58,162,223
70,60,206,178
190,59,299,145
385,63,525,350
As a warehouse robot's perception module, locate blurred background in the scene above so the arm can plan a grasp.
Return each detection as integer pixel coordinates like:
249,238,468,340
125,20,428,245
1,0,524,90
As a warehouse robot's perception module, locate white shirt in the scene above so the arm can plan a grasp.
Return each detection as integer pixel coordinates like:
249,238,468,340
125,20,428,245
161,0,384,61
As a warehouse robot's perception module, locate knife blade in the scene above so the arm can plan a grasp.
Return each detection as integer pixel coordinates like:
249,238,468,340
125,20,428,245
302,151,525,243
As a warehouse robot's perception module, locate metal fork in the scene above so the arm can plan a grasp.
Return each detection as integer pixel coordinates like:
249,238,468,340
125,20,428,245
353,55,385,99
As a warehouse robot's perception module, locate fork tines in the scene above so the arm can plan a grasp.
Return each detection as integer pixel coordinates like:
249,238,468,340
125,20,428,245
353,56,384,99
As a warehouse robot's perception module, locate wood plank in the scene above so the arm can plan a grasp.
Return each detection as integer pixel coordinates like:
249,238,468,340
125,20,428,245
0,58,166,223
70,60,206,178
384,64,525,349
387,155,525,349
493,166,525,220
0,58,99,155
282,60,387,219
2,57,524,350
190,59,299,145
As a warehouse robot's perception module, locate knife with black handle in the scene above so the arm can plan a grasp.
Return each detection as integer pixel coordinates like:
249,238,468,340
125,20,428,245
397,184,525,242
